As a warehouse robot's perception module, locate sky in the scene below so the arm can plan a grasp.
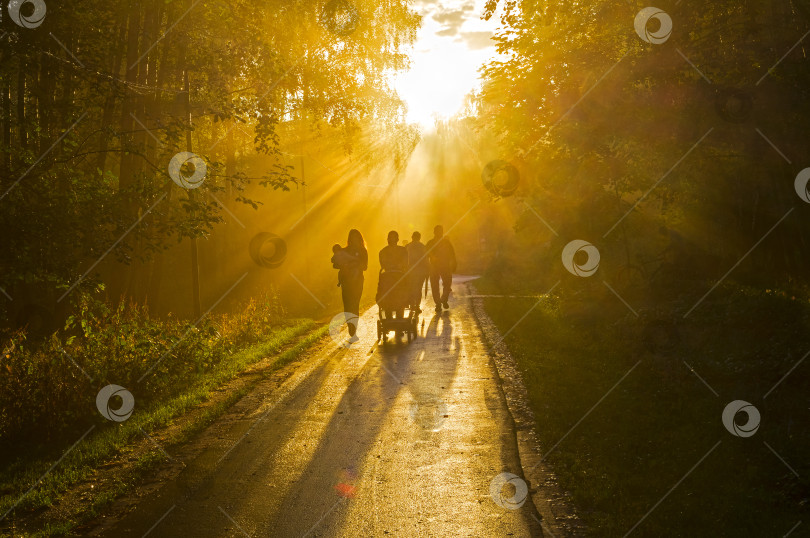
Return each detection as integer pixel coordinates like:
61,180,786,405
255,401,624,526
393,0,502,128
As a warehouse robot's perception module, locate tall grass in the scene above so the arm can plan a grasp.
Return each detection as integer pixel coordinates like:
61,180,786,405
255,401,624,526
0,291,286,452
0,290,325,528
478,277,810,536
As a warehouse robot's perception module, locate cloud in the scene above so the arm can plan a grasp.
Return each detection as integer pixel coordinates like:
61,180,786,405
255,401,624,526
458,30,494,50
437,26,459,37
413,0,473,8
414,0,490,45
433,8,465,26
430,3,475,36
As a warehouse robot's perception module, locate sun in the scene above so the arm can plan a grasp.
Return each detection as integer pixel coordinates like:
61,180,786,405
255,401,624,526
394,42,479,128
392,0,500,129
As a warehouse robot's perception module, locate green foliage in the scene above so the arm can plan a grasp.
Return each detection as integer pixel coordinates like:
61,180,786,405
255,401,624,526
0,317,324,532
477,0,810,291
0,0,420,313
475,3,810,532
0,290,288,451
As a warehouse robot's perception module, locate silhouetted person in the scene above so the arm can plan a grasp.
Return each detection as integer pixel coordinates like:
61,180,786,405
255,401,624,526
426,225,456,314
333,229,367,338
379,230,409,272
406,231,429,313
378,230,409,319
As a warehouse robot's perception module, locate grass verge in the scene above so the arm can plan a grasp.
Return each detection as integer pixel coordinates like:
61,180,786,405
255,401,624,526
478,279,809,536
1,321,328,536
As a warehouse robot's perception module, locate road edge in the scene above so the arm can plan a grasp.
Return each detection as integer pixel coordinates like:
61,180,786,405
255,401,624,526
468,287,585,537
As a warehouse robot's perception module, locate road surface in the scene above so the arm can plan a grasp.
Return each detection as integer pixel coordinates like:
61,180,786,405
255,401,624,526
102,282,544,537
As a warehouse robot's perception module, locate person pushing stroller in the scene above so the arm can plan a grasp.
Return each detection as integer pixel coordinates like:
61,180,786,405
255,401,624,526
375,230,420,342
378,231,409,319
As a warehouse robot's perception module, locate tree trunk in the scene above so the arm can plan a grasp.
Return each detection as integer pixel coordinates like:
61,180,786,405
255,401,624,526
95,18,128,175
16,67,26,154
2,77,10,180
109,5,143,305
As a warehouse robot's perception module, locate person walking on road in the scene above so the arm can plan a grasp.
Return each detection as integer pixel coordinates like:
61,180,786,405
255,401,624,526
379,230,409,273
426,225,456,314
378,230,409,319
333,229,368,339
405,231,429,314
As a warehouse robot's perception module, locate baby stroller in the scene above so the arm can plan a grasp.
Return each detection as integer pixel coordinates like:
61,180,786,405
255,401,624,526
376,269,419,343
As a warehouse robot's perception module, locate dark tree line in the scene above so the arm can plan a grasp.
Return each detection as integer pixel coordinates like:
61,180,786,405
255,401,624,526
0,0,420,329
477,0,810,294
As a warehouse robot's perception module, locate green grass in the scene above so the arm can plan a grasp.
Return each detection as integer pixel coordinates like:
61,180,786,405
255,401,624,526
0,321,328,536
478,279,810,536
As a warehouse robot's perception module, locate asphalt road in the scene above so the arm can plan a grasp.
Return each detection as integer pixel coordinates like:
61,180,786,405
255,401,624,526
103,283,544,537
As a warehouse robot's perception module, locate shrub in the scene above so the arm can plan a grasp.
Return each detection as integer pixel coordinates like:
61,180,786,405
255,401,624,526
0,289,287,453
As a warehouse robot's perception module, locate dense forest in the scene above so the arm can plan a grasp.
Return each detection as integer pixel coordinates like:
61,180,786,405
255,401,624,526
471,1,810,535
7,0,808,338
0,0,420,327
475,0,810,296
2,0,809,535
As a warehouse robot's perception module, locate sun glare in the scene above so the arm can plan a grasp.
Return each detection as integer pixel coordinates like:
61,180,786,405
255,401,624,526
393,0,500,129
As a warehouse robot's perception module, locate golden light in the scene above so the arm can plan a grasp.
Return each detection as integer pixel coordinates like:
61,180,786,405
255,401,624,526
393,0,501,129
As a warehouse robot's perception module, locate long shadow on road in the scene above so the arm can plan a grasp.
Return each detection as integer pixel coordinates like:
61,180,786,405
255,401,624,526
101,290,543,537
255,312,461,536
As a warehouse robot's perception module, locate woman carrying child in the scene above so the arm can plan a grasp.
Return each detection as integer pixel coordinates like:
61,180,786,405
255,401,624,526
331,229,368,338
